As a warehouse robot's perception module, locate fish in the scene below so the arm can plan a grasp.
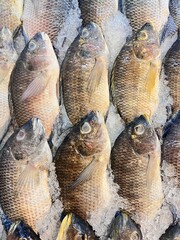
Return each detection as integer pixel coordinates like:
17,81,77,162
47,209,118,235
0,27,17,142
78,0,118,28
107,211,142,240
111,22,161,123
162,111,180,187
22,0,72,41
169,0,180,33
62,22,109,125
13,25,29,56
160,221,180,240
0,118,52,232
56,213,98,240
164,38,180,114
122,0,168,33
0,0,23,33
111,115,163,220
54,111,111,220
10,32,60,138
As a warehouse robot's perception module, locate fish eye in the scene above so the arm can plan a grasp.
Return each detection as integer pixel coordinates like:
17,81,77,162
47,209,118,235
137,30,148,40
80,122,92,134
28,40,37,51
134,124,145,135
82,28,89,38
130,231,140,240
16,129,26,141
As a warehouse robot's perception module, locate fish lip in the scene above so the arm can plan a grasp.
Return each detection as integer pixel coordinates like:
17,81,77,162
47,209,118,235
24,118,45,138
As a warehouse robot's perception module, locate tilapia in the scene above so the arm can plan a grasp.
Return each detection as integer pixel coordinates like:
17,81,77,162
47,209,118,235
160,221,180,240
0,27,17,141
55,111,111,220
10,32,60,138
0,0,23,33
162,111,180,187
111,23,161,123
164,38,180,114
0,118,52,233
22,0,72,41
13,25,29,56
78,0,118,28
169,0,180,32
108,211,142,240
56,213,97,240
62,22,109,125
111,116,163,220
122,0,168,33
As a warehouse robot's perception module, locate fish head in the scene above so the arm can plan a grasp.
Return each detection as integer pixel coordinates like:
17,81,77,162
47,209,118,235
160,221,180,239
127,115,159,155
132,22,160,61
24,32,54,71
70,111,106,156
108,211,142,240
0,27,17,71
78,22,107,58
57,213,97,240
10,118,46,160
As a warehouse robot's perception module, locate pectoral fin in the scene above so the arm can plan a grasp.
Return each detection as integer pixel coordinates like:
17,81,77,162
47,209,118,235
68,156,100,190
87,56,106,97
21,74,49,101
16,164,39,195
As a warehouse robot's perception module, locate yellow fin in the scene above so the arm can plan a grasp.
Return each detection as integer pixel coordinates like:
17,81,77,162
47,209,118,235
16,163,39,195
87,56,106,97
56,214,72,240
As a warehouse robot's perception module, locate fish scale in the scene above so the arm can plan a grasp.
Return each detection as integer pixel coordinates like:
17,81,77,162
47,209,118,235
164,38,180,113
111,116,163,221
0,0,23,33
22,0,72,41
55,112,111,220
78,0,118,27
162,112,180,187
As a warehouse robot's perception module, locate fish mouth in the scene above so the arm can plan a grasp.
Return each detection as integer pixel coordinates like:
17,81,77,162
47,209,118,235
24,118,45,139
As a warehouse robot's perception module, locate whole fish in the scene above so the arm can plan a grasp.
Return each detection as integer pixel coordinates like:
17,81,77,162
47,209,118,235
111,116,163,220
13,25,29,56
78,0,118,28
164,38,180,114
169,0,180,32
0,118,52,233
160,221,180,240
122,0,168,33
62,22,109,125
10,32,60,138
111,23,161,123
56,213,97,240
55,111,111,220
0,0,23,33
22,0,72,41
108,211,142,240
0,27,17,141
162,111,180,187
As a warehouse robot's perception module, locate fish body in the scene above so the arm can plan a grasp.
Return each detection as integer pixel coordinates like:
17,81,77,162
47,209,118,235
62,22,109,125
0,27,17,141
22,0,72,41
112,23,161,123
10,32,60,138
0,118,52,233
111,116,163,220
162,111,180,187
56,213,97,240
160,221,180,240
0,0,23,33
108,211,142,240
55,112,111,220
78,0,118,27
123,0,168,33
164,38,180,113
169,0,180,32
